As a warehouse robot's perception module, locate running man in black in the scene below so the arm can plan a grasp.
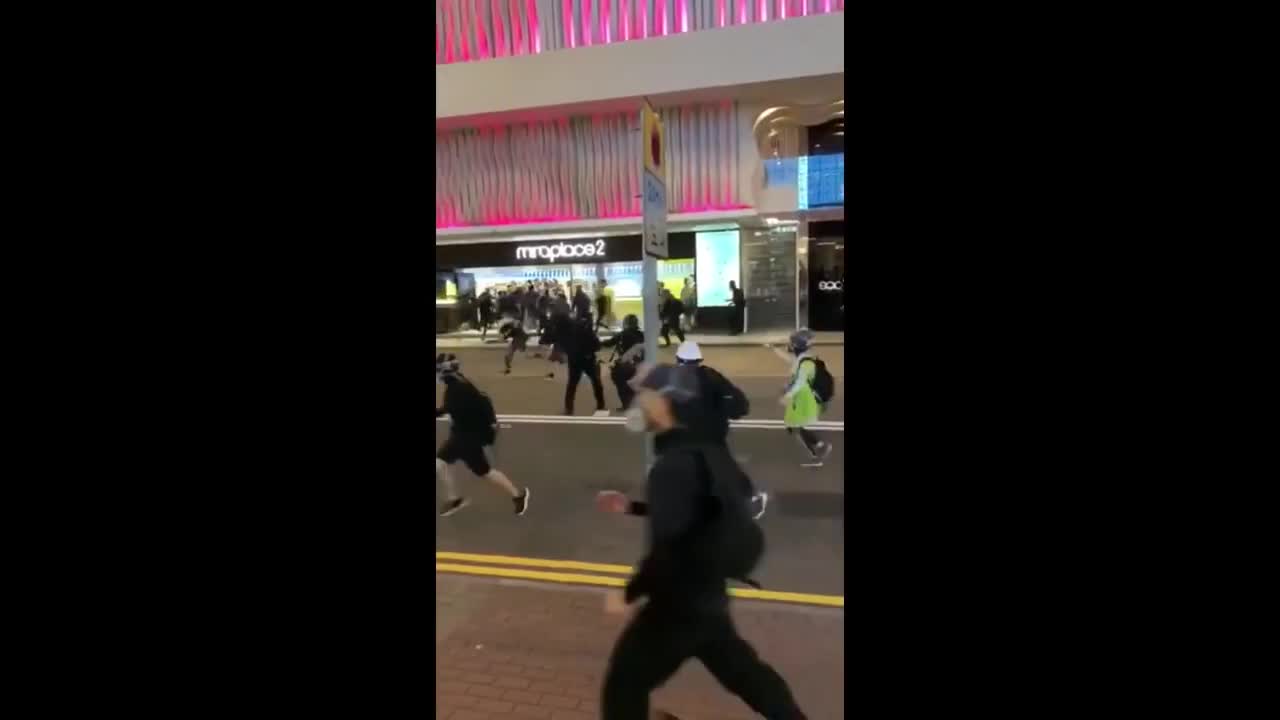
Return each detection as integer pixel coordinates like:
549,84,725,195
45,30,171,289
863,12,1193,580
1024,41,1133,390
435,354,529,517
594,364,806,720
602,314,645,411
675,340,768,519
498,317,531,375
562,316,606,415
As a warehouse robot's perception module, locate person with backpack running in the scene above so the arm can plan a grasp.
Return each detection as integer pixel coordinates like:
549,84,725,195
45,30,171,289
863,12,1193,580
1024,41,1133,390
675,341,768,519
780,329,834,467
594,363,807,720
434,353,530,517
602,314,645,411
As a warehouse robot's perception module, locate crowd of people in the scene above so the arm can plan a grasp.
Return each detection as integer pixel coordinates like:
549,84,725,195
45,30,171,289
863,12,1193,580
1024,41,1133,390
434,327,835,718
462,277,614,341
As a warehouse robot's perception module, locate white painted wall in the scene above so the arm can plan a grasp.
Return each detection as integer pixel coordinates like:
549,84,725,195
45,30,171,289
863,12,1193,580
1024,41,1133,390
437,13,844,120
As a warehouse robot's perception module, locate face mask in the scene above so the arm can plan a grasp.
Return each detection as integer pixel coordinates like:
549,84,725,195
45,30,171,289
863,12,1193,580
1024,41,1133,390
624,406,648,433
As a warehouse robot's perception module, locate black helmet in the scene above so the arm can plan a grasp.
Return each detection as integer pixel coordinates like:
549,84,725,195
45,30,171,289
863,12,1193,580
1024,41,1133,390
623,314,639,331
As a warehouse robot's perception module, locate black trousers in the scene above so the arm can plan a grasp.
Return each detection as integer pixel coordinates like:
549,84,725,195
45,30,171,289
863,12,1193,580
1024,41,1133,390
610,362,637,409
730,305,745,334
601,604,805,720
787,427,821,455
565,359,605,414
660,319,685,345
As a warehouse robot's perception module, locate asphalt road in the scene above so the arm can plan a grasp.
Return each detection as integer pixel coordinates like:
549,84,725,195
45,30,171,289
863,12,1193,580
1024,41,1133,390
435,344,846,422
434,423,845,597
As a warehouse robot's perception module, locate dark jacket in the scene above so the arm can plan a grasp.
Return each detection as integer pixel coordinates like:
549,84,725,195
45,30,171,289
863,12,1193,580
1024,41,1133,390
693,365,749,445
435,377,496,444
732,287,746,307
623,430,731,614
661,296,685,321
563,320,600,361
601,327,643,359
573,290,592,318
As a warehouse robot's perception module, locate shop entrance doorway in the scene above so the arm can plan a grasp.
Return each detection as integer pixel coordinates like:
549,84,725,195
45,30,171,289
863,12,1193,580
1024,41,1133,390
807,221,844,331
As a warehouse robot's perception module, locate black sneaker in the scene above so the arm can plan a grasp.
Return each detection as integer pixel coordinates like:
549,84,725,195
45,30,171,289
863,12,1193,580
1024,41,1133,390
440,498,469,517
513,488,530,516
816,441,833,460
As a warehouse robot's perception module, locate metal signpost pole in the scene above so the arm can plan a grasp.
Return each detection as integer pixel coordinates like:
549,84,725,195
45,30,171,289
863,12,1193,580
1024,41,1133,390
639,101,667,473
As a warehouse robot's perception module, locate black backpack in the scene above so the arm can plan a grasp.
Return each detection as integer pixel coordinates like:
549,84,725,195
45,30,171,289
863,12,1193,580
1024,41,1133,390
700,367,749,421
696,447,764,587
805,357,835,404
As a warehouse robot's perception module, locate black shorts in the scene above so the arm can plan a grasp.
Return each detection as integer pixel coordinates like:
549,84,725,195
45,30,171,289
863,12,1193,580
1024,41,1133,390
437,436,492,476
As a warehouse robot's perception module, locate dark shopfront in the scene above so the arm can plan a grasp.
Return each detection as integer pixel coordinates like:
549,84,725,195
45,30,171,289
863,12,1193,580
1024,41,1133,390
436,232,739,333
807,220,845,331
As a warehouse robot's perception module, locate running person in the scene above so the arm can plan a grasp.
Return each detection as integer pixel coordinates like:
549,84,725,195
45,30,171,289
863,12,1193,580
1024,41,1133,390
498,316,531,375
435,353,530,516
675,341,767,518
780,329,832,467
595,364,807,720
602,314,645,410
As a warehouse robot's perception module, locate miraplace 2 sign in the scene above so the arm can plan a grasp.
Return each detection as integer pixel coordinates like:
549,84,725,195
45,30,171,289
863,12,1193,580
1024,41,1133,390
514,239,607,262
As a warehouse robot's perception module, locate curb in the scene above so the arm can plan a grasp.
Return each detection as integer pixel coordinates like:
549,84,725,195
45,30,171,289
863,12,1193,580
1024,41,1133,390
434,338,845,350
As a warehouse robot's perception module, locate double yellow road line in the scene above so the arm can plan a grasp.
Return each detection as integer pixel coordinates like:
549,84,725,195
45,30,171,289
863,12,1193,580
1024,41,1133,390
436,551,843,608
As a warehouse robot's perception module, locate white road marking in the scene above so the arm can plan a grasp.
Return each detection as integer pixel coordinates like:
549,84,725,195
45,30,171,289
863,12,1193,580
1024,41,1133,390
438,414,844,431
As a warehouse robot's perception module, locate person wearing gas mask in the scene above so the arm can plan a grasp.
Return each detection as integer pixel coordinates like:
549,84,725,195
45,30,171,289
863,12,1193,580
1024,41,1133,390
563,315,606,416
675,341,767,519
594,364,807,720
434,353,530,517
602,314,645,411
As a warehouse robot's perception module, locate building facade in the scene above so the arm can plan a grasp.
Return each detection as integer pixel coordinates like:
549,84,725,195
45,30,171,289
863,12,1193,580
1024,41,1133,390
436,2,845,333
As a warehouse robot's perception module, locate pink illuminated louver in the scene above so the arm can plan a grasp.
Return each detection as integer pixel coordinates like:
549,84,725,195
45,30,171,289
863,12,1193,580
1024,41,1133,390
473,0,489,59
528,0,541,52
562,0,575,47
442,0,455,63
435,105,747,228
491,0,506,56
435,0,845,65
509,0,524,53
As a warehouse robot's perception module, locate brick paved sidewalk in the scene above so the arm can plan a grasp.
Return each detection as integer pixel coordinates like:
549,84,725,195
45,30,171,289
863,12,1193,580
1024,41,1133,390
437,574,844,720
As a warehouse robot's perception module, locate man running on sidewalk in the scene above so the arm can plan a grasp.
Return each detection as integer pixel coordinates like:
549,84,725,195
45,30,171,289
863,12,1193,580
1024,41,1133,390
434,353,529,517
596,364,807,720
780,329,832,467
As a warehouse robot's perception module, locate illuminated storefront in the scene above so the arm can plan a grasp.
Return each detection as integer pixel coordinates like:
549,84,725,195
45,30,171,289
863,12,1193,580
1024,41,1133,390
436,230,743,333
